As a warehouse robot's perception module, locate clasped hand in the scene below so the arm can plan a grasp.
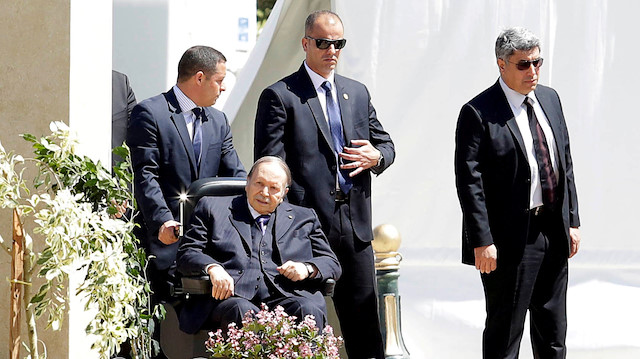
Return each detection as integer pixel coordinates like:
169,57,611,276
277,260,310,282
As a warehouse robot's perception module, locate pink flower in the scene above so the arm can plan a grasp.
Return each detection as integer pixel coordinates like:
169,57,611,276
205,304,343,358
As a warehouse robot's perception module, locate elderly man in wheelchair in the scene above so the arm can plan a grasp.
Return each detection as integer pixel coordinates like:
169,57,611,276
175,156,342,336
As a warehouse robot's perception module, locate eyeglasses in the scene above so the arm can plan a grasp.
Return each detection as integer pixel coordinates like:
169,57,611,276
305,36,347,50
508,58,544,71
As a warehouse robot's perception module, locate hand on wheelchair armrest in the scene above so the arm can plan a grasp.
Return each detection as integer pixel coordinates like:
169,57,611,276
178,276,337,297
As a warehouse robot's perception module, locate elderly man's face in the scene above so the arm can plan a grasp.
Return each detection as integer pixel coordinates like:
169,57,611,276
498,47,541,95
246,162,289,215
302,14,344,78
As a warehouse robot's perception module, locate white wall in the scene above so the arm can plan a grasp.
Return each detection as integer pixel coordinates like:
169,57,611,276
69,1,113,357
113,0,256,108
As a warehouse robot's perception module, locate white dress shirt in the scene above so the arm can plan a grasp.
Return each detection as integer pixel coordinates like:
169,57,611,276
499,77,559,209
173,85,200,140
304,61,338,126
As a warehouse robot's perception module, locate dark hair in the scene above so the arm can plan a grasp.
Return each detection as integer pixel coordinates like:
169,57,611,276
248,156,292,187
304,10,343,36
177,46,226,82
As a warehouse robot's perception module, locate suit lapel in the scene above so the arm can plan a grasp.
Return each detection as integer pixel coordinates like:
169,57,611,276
229,196,253,254
298,66,336,153
165,89,198,171
335,76,355,143
274,202,293,245
492,82,528,160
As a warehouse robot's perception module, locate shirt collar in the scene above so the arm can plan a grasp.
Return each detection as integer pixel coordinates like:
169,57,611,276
304,61,335,92
172,85,199,114
498,77,537,109
247,199,272,220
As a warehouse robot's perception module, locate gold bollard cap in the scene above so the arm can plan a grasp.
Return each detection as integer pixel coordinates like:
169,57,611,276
372,224,402,270
372,224,402,253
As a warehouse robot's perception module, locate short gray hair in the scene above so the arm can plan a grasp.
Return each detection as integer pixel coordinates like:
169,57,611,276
495,27,540,60
248,156,292,187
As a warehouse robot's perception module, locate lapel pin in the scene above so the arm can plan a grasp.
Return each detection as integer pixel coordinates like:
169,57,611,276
288,215,293,219
343,93,349,100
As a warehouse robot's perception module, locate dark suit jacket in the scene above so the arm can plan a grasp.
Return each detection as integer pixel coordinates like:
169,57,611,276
176,195,341,333
254,64,395,242
455,81,580,265
111,70,137,167
127,88,246,270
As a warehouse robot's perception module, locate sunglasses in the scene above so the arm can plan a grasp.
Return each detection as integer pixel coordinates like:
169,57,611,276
305,36,347,50
509,58,544,71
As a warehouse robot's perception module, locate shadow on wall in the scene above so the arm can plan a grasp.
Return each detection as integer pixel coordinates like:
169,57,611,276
113,0,169,101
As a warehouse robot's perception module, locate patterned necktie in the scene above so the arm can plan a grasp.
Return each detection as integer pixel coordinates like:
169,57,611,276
256,215,270,235
321,81,352,193
191,107,204,166
524,97,557,206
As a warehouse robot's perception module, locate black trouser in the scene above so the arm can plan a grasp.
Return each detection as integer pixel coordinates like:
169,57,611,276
328,201,384,359
205,295,326,332
481,212,569,359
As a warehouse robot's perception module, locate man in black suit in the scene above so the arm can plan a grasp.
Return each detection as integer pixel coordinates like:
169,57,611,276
254,10,395,358
112,70,137,168
177,156,341,333
127,46,246,302
455,27,581,359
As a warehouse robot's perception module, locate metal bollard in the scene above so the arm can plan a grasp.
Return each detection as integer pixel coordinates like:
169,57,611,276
373,224,410,359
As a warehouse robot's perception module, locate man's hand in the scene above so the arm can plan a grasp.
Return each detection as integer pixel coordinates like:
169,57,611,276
277,261,309,282
158,220,181,245
110,199,128,219
474,244,497,274
569,227,581,258
339,139,381,177
208,265,234,300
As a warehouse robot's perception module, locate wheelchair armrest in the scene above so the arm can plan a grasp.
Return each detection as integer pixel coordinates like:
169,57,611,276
180,275,212,296
179,276,336,297
322,278,336,297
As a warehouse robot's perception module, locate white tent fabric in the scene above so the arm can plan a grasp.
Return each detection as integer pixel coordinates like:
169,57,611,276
225,0,640,357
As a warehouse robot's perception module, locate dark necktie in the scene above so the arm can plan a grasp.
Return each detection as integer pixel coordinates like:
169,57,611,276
191,107,204,166
321,81,352,193
524,97,557,206
256,214,270,235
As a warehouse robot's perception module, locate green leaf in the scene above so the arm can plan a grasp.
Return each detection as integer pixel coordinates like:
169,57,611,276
30,283,51,304
113,145,129,158
21,133,37,143
37,249,53,265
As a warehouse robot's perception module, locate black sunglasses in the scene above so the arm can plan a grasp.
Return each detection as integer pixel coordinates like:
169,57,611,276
509,58,544,71
305,36,347,50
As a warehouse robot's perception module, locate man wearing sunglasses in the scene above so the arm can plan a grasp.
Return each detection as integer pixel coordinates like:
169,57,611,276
455,27,581,358
254,10,395,359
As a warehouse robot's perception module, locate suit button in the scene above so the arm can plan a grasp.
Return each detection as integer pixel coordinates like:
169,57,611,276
238,270,243,274
331,165,337,171
255,285,259,289
330,190,335,196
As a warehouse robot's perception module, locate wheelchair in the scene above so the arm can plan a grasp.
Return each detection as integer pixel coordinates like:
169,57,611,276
158,177,335,359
